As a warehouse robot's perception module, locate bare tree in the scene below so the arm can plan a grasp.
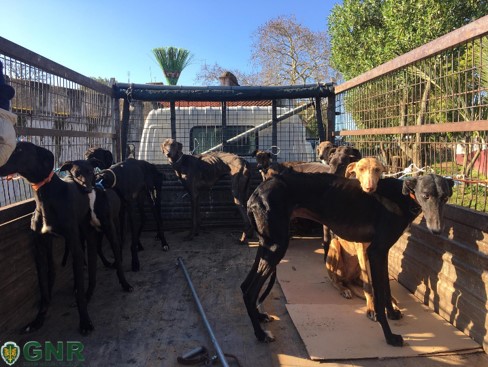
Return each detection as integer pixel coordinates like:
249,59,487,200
251,15,340,86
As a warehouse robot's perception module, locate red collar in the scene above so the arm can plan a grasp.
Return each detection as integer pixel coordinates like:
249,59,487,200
32,171,54,191
409,192,417,202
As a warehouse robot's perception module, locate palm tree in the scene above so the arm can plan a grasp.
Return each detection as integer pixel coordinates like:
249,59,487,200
152,47,193,85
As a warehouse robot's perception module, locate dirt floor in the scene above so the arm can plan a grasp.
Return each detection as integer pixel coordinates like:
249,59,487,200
4,227,488,367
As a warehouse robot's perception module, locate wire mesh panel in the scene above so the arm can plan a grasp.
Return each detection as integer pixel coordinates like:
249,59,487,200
0,47,115,208
132,98,322,165
335,30,488,212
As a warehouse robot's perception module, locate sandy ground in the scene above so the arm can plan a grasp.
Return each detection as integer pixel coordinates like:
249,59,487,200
3,227,488,367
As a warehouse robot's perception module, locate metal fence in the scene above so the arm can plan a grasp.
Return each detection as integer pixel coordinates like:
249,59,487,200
113,83,333,165
0,37,117,208
335,16,488,212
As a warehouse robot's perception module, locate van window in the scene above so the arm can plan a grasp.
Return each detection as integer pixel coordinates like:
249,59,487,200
190,125,258,155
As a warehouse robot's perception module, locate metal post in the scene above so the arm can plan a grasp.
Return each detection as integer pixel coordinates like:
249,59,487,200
315,96,325,142
170,101,176,140
327,93,336,143
120,98,130,161
221,101,227,152
177,257,230,367
271,100,278,162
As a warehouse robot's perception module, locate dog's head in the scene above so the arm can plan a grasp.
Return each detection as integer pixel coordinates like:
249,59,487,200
402,174,454,234
328,146,362,176
161,138,183,162
345,157,386,193
59,159,103,193
316,141,335,164
251,149,272,172
0,141,54,184
84,147,114,169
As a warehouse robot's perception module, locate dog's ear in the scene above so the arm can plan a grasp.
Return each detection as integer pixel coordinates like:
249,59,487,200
177,141,183,153
352,148,362,160
59,161,73,172
251,149,258,157
444,177,454,197
345,162,357,178
402,177,418,195
266,152,272,160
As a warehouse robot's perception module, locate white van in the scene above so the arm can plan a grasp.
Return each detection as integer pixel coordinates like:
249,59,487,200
137,105,315,164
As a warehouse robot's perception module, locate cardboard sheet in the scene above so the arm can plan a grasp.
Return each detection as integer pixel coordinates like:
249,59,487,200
277,238,481,360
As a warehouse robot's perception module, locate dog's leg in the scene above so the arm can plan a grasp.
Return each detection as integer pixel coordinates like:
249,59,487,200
68,236,94,335
84,230,99,302
126,201,141,271
148,185,170,251
357,243,375,320
135,193,146,251
326,238,353,299
104,218,133,292
242,257,276,342
368,245,403,346
322,225,331,262
23,234,53,333
382,257,402,320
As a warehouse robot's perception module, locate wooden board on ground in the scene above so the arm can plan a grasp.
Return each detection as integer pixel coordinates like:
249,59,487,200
279,238,481,361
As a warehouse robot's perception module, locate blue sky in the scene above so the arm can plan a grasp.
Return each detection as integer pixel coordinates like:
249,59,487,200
1,0,340,85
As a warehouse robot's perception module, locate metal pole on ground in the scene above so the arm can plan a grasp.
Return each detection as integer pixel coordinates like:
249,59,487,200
177,256,230,367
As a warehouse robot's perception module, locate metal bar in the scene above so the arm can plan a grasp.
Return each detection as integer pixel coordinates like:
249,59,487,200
336,120,488,136
221,101,227,152
114,83,334,102
272,100,278,162
170,101,176,140
315,96,325,142
327,94,336,142
120,98,130,160
335,14,488,94
15,127,115,139
201,101,314,154
177,257,229,367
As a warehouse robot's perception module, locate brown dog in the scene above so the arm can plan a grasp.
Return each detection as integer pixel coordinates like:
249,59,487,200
326,157,388,319
251,149,328,180
161,138,252,243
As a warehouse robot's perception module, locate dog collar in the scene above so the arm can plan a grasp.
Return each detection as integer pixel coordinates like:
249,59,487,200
409,192,417,202
105,169,117,188
171,153,184,165
31,171,54,191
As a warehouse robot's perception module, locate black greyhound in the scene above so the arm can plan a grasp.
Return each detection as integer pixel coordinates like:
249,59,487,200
96,158,169,271
242,172,453,346
59,159,133,294
0,142,98,334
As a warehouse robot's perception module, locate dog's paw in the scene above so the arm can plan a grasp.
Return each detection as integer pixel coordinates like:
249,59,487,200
161,243,170,251
340,289,353,299
122,282,134,292
22,317,45,334
387,308,403,320
258,312,274,323
256,330,275,343
386,333,404,347
79,320,94,335
366,310,377,322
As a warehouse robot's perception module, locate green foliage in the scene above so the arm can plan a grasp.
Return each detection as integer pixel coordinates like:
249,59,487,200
152,47,193,85
328,0,488,79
